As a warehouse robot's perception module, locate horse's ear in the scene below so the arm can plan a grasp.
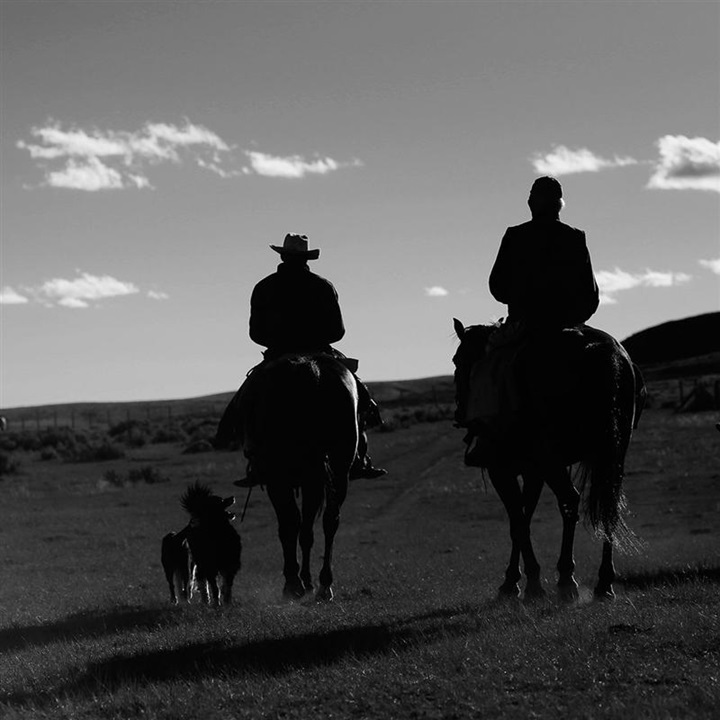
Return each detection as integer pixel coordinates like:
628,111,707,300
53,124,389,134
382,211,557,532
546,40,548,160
453,318,465,339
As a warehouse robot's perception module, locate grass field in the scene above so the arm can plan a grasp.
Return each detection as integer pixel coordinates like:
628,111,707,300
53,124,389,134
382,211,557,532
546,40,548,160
1,407,719,719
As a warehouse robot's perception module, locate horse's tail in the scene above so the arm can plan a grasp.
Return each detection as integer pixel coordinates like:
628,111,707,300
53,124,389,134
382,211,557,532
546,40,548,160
577,341,639,552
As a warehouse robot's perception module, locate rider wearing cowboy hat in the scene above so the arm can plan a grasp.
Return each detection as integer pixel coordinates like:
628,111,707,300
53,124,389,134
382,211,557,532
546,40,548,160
218,233,386,484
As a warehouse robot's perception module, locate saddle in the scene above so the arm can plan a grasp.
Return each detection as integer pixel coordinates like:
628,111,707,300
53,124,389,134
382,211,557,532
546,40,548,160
462,323,592,468
214,350,364,454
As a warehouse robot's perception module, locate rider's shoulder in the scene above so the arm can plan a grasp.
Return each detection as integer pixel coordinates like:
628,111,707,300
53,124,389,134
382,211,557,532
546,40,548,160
556,220,586,239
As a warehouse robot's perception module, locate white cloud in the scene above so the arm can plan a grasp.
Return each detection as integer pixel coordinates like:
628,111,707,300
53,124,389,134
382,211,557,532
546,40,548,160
6,272,169,308
596,267,692,305
246,151,345,178
425,286,449,297
38,273,139,308
531,145,637,176
19,121,362,189
46,157,127,192
700,258,720,275
648,135,720,192
0,287,29,305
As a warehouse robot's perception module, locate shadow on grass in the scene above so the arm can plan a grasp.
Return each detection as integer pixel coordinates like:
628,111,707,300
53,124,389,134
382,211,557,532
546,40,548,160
619,563,720,590
0,604,174,654
0,601,492,707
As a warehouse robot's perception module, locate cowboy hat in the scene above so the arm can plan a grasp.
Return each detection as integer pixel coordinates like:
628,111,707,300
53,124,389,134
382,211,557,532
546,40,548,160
270,233,320,260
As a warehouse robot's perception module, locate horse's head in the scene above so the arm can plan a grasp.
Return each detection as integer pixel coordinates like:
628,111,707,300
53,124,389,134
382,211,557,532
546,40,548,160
452,318,496,426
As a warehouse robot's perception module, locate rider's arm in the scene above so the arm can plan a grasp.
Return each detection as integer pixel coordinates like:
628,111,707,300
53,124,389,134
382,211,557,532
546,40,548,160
249,282,272,348
488,228,515,305
322,282,346,345
566,232,600,324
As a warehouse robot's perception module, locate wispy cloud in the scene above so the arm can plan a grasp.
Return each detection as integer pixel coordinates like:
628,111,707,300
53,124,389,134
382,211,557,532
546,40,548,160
699,258,720,275
531,145,637,176
18,121,361,190
425,286,449,297
647,135,720,192
147,290,170,300
38,273,140,308
45,156,126,192
245,151,361,179
2,272,167,309
596,267,692,305
0,287,29,305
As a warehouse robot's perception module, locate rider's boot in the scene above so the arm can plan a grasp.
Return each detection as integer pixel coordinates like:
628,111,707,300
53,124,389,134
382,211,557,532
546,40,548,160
233,462,261,488
350,453,388,480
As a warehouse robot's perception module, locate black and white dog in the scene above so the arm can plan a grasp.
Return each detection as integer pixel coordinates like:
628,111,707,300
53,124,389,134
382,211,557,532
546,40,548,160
162,482,242,605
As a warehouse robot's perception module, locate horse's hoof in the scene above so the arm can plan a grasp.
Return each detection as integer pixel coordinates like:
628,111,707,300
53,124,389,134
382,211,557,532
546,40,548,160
524,583,547,602
497,582,521,600
301,577,314,593
558,580,580,603
282,581,306,600
593,587,616,602
316,585,334,603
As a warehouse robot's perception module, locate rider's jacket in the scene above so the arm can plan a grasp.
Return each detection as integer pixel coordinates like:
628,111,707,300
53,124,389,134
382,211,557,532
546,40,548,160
489,218,600,328
249,262,345,353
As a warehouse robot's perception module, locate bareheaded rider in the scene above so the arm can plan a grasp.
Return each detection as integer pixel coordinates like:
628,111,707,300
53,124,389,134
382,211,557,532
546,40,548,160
464,176,600,464
217,233,386,484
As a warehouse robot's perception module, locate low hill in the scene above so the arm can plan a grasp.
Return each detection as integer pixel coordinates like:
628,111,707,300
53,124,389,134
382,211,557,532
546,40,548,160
621,312,720,366
4,313,718,426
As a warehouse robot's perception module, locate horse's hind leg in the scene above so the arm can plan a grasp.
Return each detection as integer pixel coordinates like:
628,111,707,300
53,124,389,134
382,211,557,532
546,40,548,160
317,474,348,602
595,539,616,600
543,467,581,602
267,483,305,599
299,482,323,592
221,572,234,605
165,573,178,604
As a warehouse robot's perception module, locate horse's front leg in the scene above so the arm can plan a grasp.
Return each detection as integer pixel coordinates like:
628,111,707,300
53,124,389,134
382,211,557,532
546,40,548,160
299,482,324,593
489,469,541,600
544,466,580,601
317,473,348,602
520,472,545,599
267,483,304,599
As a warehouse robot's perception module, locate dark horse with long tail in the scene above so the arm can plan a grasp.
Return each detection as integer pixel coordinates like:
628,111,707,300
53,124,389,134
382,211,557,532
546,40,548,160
452,319,645,601
242,353,358,601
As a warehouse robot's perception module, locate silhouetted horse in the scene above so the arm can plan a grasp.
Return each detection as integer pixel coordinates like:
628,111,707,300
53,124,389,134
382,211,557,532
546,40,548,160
452,319,645,600
243,354,358,601
179,482,242,605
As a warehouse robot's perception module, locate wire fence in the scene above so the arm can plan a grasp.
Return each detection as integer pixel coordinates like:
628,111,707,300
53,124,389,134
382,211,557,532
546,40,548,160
0,402,228,433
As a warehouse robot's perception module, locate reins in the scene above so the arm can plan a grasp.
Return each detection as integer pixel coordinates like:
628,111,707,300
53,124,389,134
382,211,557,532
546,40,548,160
240,487,253,523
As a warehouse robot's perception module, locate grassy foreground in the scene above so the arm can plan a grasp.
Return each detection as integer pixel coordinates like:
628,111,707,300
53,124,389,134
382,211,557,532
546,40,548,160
0,410,718,719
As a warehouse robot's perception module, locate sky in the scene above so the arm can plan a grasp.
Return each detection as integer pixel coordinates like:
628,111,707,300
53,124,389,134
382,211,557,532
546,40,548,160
1,0,718,408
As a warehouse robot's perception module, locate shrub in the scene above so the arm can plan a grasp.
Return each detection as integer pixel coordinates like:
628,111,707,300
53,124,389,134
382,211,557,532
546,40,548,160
72,441,126,463
39,447,60,461
182,439,214,455
128,466,169,484
108,419,150,447
0,451,20,476
102,469,125,488
152,426,187,444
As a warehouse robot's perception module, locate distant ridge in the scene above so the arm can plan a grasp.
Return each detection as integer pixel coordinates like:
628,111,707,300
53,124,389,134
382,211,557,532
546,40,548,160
621,312,720,366
5,314,719,416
